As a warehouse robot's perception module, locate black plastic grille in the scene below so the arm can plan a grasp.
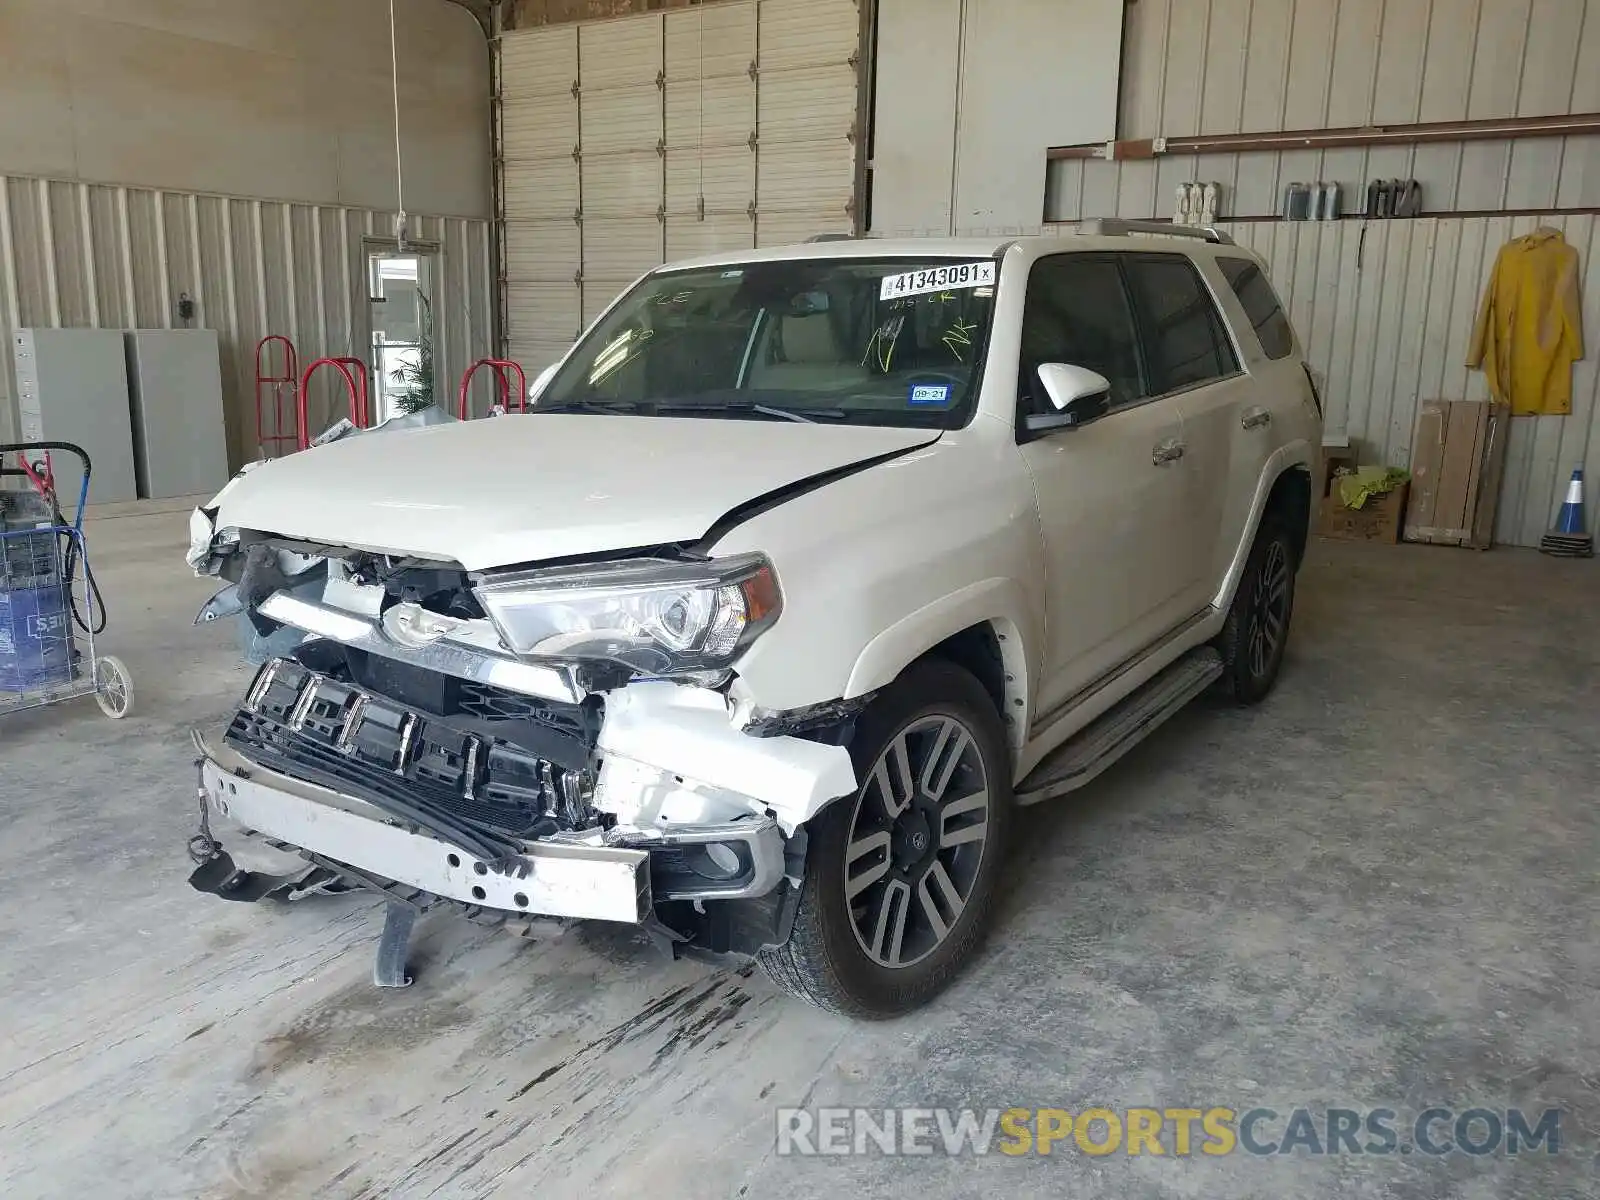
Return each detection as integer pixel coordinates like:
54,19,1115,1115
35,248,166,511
225,659,598,838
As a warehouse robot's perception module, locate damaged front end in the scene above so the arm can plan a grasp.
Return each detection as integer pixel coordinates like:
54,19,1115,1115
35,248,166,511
186,532,858,981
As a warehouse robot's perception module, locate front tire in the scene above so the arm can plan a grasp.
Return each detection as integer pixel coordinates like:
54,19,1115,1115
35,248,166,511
1215,518,1297,704
759,659,1012,1018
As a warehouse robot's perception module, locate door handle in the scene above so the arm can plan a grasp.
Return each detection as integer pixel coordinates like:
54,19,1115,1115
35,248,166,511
1152,439,1185,466
1242,406,1273,430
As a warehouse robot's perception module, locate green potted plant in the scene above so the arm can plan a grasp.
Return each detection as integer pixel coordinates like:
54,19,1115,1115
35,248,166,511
389,289,436,415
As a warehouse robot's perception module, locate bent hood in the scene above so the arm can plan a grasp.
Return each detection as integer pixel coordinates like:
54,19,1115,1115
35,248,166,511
212,414,937,571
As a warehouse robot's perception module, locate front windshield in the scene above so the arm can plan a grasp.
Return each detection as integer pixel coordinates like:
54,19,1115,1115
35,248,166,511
538,256,998,428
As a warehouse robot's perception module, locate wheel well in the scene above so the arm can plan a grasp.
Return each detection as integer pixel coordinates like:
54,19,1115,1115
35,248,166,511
1265,466,1313,566
926,623,1008,719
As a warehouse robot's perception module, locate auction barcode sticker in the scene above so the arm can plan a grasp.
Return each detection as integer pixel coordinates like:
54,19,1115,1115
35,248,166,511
879,261,997,300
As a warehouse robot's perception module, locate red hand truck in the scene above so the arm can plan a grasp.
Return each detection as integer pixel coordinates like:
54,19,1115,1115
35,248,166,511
457,358,528,420
297,357,372,449
255,336,300,459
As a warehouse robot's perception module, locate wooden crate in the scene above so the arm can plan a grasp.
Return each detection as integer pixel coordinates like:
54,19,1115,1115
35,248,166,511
1404,400,1511,549
1318,482,1410,543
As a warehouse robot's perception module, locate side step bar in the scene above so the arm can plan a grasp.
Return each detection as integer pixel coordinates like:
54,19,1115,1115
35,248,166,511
1015,647,1223,805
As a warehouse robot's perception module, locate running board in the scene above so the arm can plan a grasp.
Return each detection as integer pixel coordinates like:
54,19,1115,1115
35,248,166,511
1014,647,1223,805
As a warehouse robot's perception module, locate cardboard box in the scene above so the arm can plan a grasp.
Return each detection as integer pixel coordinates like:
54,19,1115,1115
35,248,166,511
1404,400,1510,549
1319,442,1358,499
1318,483,1410,543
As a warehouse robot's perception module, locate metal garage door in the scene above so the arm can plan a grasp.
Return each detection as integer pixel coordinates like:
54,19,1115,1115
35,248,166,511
498,0,861,372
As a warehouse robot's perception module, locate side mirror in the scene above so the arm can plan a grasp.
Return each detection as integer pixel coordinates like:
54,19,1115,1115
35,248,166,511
528,364,558,405
1025,363,1112,434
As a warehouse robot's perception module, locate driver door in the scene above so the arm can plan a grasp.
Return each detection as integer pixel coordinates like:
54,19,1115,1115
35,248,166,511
1015,254,1200,720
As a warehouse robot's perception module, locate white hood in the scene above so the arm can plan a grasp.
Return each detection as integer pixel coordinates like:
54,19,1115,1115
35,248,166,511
212,413,937,571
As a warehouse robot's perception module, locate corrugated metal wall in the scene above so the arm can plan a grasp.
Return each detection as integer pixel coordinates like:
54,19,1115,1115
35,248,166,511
1201,214,1600,548
0,173,494,474
1050,0,1600,222
1038,0,1600,547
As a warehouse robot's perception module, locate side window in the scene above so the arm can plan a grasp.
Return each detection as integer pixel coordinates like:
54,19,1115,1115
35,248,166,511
1123,255,1239,394
1218,256,1295,360
1017,256,1143,414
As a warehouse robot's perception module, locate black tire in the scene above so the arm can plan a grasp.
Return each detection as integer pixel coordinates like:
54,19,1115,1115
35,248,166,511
758,658,1012,1018
1215,517,1297,704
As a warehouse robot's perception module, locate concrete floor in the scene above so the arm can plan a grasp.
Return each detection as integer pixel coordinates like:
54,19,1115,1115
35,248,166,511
2,508,1597,1200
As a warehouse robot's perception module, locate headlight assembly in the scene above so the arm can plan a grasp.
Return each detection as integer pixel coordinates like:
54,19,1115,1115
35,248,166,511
473,554,782,679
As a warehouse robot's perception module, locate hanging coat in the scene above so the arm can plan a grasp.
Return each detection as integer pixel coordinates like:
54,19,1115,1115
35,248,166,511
1467,227,1584,416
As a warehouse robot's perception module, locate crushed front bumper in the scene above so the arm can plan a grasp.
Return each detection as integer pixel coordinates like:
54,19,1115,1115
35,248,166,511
193,733,805,927
196,739,655,921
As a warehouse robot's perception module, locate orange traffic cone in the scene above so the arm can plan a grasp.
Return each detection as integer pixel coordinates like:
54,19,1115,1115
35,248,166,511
1540,468,1593,558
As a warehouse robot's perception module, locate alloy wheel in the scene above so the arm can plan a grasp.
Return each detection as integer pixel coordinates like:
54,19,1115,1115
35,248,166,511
1246,540,1291,680
843,715,991,969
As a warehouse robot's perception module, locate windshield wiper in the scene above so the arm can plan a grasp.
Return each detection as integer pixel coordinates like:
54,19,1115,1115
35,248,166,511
656,401,848,424
536,400,639,415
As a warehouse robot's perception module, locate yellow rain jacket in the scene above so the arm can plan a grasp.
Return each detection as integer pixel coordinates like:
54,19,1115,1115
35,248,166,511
1467,227,1584,415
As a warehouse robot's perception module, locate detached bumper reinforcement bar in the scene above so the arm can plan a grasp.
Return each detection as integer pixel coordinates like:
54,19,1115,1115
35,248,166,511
197,739,651,923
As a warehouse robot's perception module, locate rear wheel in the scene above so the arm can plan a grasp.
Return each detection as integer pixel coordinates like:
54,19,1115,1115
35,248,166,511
758,659,1011,1018
1216,520,1296,704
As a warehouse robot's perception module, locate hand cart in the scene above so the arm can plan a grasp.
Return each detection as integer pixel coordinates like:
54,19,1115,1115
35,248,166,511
0,441,133,720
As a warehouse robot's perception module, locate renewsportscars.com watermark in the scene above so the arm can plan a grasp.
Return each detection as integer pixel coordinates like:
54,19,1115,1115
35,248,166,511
776,1106,1565,1158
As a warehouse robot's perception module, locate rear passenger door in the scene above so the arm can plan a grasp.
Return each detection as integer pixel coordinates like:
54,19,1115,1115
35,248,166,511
1190,254,1307,589
1121,253,1252,612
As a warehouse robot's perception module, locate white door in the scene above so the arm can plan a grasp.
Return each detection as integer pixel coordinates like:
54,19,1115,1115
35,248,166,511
1013,254,1200,718
1181,254,1307,590
1118,252,1259,612
498,0,862,375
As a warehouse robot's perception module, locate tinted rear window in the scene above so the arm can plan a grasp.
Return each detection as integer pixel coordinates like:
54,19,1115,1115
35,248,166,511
1218,256,1295,360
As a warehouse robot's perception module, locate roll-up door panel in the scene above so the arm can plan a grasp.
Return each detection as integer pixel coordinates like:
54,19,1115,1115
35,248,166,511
499,2,860,361
580,86,663,155
579,16,663,89
505,283,582,343
501,26,585,365
666,215,755,261
758,65,858,143
758,0,859,72
503,221,580,282
503,161,579,221
583,152,664,218
666,77,755,150
581,218,663,283
508,339,577,375
756,211,850,249
666,4,757,80
667,147,754,216
758,142,855,213
503,102,578,161
501,26,579,96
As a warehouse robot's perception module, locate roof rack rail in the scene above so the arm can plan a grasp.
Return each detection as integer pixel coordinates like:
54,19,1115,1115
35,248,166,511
1075,218,1235,246
805,232,855,243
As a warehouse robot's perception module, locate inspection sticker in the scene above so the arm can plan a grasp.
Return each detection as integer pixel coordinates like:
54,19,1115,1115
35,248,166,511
908,383,953,407
880,261,996,300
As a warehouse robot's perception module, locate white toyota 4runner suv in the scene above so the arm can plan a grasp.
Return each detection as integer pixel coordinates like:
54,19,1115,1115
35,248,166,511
186,221,1320,1017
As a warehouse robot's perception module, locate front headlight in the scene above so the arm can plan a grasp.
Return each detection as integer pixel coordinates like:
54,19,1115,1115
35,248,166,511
473,554,782,679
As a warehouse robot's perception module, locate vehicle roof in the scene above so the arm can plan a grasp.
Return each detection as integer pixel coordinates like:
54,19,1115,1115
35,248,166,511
657,231,1256,273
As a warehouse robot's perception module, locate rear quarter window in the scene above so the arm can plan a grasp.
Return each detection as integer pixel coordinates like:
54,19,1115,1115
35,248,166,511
1218,257,1295,360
